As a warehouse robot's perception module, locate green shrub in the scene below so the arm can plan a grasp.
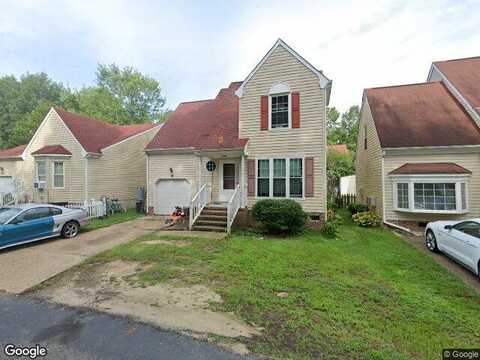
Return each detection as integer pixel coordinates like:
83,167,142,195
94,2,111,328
251,199,308,234
347,203,369,215
352,211,381,227
321,219,339,237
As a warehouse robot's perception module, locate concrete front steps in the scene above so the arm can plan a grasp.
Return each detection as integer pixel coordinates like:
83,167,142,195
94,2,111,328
192,206,227,232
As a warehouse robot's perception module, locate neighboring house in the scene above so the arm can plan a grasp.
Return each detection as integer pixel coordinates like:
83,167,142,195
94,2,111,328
146,39,331,229
356,56,480,225
0,108,160,207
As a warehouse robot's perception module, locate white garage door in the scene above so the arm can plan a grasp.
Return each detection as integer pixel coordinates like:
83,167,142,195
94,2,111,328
155,179,192,214
0,176,14,194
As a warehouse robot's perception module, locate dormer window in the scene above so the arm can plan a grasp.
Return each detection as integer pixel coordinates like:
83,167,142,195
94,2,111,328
271,94,289,128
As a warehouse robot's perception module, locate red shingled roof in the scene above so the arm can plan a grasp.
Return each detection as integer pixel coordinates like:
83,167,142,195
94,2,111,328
31,144,72,156
55,108,158,154
365,81,480,148
0,144,27,159
389,163,472,175
146,82,248,151
434,57,480,115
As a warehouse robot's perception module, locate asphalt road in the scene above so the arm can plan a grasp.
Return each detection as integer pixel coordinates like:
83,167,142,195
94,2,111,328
0,294,257,360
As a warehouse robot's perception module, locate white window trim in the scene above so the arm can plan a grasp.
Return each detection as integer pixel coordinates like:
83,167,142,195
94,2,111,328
256,157,305,199
35,160,47,183
268,92,292,130
52,161,65,189
391,174,469,214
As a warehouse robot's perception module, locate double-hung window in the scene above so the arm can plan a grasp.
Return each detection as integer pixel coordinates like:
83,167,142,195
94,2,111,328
36,160,46,183
270,94,289,128
257,158,303,198
53,161,64,188
257,159,270,197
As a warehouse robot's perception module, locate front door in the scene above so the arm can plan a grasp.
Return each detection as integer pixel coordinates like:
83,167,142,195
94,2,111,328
219,162,236,202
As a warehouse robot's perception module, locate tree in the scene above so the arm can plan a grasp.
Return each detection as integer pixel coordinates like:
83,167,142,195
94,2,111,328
0,73,66,148
96,64,166,123
327,105,360,152
327,151,355,203
9,100,53,147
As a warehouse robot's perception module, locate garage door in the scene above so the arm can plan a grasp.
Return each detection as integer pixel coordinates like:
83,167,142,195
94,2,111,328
155,179,192,214
0,176,14,194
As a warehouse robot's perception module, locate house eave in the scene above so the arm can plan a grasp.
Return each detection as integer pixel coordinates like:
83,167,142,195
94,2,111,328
383,145,480,156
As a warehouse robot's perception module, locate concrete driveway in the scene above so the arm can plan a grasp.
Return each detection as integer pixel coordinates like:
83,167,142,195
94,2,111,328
0,217,166,294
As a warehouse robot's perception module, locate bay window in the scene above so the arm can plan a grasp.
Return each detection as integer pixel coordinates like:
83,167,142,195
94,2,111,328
393,177,468,213
53,161,65,188
36,160,46,182
257,158,304,198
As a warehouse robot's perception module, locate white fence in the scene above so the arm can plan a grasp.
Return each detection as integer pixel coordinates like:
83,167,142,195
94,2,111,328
67,199,107,219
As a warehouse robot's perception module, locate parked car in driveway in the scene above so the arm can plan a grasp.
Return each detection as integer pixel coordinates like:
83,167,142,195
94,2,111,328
0,204,89,250
425,219,480,278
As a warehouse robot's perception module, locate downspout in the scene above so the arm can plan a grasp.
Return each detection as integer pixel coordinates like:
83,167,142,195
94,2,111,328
146,153,149,211
84,156,88,201
381,151,386,222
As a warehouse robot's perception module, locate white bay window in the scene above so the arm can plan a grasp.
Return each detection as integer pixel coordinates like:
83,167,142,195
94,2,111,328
393,176,468,214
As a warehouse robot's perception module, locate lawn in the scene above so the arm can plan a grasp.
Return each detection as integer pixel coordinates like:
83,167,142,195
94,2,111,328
82,209,143,232
95,211,480,360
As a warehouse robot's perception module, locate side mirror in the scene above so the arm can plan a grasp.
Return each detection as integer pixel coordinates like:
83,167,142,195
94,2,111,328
8,218,21,225
444,225,453,231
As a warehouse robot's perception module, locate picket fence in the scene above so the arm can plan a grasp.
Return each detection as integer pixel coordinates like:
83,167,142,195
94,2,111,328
67,199,107,219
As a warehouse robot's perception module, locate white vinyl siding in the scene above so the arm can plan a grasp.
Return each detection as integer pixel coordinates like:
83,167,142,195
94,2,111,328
239,45,326,214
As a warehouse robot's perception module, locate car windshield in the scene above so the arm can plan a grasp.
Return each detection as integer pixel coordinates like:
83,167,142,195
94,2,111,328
0,207,22,225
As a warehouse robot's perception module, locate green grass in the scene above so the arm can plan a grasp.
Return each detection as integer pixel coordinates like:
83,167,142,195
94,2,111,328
82,209,143,232
95,211,480,359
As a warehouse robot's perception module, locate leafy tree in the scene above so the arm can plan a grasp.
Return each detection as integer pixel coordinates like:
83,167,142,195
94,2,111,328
327,105,360,152
327,151,355,203
96,64,166,123
0,73,65,147
9,100,54,147
0,65,167,149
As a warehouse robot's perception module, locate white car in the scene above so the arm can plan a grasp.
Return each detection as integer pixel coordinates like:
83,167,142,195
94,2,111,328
425,219,480,278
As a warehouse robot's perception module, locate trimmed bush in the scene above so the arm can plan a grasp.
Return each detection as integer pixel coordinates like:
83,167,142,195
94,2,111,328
347,203,369,215
251,199,308,234
352,211,381,227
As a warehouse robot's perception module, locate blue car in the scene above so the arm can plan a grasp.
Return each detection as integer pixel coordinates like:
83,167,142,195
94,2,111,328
0,204,89,250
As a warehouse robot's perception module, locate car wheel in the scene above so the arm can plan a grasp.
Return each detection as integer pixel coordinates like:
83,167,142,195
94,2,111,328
425,230,439,252
62,221,79,238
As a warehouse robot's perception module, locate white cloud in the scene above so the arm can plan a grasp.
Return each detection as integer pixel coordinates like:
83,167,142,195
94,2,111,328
0,0,478,112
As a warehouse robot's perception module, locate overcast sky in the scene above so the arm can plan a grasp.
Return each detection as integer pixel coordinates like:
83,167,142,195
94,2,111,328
1,0,478,112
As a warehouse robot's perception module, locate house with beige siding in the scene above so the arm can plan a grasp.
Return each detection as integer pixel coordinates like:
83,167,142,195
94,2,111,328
356,56,480,226
146,39,331,231
0,108,160,207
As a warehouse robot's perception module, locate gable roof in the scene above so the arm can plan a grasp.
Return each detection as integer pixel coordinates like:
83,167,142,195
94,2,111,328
365,81,480,148
234,39,332,104
389,162,471,175
0,144,27,160
433,56,480,115
31,144,72,156
146,82,247,151
54,108,158,154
